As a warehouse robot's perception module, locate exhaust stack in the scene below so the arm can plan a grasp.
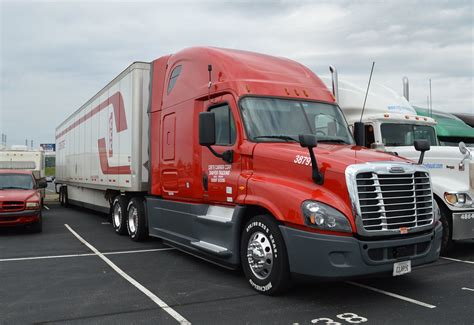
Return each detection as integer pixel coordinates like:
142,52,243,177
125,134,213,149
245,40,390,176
329,65,339,102
402,76,409,101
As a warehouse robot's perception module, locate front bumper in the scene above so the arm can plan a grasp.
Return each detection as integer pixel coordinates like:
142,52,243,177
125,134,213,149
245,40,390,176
280,223,442,278
0,210,41,227
452,210,474,240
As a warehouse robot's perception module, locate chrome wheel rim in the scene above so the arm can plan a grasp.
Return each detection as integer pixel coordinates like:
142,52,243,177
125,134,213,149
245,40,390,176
247,231,274,280
113,203,122,228
128,205,138,234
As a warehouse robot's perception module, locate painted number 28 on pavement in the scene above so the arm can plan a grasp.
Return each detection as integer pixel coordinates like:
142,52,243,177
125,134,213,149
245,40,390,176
311,313,368,324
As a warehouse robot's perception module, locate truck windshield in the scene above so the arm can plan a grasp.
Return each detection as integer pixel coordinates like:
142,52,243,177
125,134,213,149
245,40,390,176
381,123,437,146
239,97,354,144
0,174,34,190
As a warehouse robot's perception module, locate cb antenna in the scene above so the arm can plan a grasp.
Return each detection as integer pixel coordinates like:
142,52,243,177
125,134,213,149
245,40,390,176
360,61,375,123
429,78,432,117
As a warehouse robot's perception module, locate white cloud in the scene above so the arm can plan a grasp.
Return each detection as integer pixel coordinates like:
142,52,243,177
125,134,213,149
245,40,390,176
0,0,472,147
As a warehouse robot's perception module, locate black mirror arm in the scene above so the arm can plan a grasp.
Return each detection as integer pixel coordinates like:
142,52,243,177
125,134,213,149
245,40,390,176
206,145,234,164
414,140,430,165
418,151,425,165
307,147,324,185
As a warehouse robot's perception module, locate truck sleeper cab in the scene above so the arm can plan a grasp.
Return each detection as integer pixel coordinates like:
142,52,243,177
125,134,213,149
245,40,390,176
55,47,441,295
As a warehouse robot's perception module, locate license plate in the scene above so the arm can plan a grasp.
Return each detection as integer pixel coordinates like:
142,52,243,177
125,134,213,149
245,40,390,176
393,260,411,276
455,212,474,221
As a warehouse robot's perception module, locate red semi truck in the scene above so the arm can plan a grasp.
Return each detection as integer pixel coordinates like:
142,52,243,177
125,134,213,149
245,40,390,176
55,47,442,294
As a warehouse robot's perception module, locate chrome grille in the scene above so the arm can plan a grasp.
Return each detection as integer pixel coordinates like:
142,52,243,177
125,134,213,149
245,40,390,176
356,171,433,232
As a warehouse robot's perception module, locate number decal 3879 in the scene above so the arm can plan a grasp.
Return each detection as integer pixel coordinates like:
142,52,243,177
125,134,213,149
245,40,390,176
294,155,312,166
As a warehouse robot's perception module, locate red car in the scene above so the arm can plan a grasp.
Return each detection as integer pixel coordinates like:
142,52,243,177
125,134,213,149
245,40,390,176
0,169,47,232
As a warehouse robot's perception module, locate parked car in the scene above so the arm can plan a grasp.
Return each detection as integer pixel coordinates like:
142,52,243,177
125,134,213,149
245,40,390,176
0,169,47,232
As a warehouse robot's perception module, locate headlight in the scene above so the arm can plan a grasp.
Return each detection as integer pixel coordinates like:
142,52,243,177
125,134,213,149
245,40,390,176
444,192,473,208
301,201,352,233
25,202,40,209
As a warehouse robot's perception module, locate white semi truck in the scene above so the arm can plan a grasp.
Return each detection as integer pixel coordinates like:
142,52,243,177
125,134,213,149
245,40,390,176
324,69,473,252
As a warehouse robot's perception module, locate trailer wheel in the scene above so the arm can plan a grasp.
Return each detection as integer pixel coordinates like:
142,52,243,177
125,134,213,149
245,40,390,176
59,186,68,207
111,196,128,235
438,201,454,255
127,198,148,242
240,214,290,295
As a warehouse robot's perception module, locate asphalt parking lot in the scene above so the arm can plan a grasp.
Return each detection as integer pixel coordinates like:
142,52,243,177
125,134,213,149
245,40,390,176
1,204,473,325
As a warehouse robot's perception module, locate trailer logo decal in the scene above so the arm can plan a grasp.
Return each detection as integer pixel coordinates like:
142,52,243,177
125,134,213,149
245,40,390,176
55,92,127,139
108,112,114,158
98,138,131,175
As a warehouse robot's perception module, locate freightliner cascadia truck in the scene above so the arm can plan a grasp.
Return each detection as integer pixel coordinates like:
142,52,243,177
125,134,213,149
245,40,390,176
323,72,474,253
55,47,441,294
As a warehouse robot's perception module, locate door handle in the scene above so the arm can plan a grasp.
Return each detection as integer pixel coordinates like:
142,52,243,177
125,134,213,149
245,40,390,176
202,174,208,191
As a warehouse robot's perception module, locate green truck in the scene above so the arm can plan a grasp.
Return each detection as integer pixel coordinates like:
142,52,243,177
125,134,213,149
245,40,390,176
414,107,474,147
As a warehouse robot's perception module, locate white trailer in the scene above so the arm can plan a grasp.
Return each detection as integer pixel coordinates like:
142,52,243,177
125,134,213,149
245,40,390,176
323,71,474,252
0,148,45,179
55,62,150,213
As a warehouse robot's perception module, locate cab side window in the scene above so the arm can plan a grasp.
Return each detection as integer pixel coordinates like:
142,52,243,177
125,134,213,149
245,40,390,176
210,104,236,146
167,65,182,95
365,124,375,147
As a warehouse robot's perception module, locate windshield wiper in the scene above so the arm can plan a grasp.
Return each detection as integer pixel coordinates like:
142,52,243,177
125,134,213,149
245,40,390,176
318,138,349,144
253,135,299,142
0,186,29,190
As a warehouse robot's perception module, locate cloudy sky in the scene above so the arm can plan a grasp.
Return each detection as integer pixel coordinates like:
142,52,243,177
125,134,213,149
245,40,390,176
1,0,472,147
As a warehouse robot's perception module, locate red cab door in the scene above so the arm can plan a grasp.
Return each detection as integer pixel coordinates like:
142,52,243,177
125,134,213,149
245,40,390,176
201,96,241,205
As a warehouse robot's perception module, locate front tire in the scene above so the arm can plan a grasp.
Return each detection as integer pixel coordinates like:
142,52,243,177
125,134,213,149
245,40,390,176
111,195,128,235
439,202,454,255
127,197,148,241
241,215,290,295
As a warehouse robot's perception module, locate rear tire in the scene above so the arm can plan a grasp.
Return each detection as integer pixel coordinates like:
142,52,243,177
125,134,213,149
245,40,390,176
241,215,290,295
127,197,148,241
111,195,128,235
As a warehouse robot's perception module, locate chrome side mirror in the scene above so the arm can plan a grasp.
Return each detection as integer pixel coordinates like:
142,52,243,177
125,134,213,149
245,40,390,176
459,141,470,156
458,141,471,171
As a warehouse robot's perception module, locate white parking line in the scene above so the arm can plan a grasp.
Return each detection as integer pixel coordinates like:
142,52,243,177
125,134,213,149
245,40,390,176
441,257,474,265
0,247,175,262
346,281,436,309
0,252,96,262
43,205,50,210
65,224,190,325
462,287,474,292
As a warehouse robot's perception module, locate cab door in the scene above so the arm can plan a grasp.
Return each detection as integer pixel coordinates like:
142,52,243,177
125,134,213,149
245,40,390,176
201,96,241,205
